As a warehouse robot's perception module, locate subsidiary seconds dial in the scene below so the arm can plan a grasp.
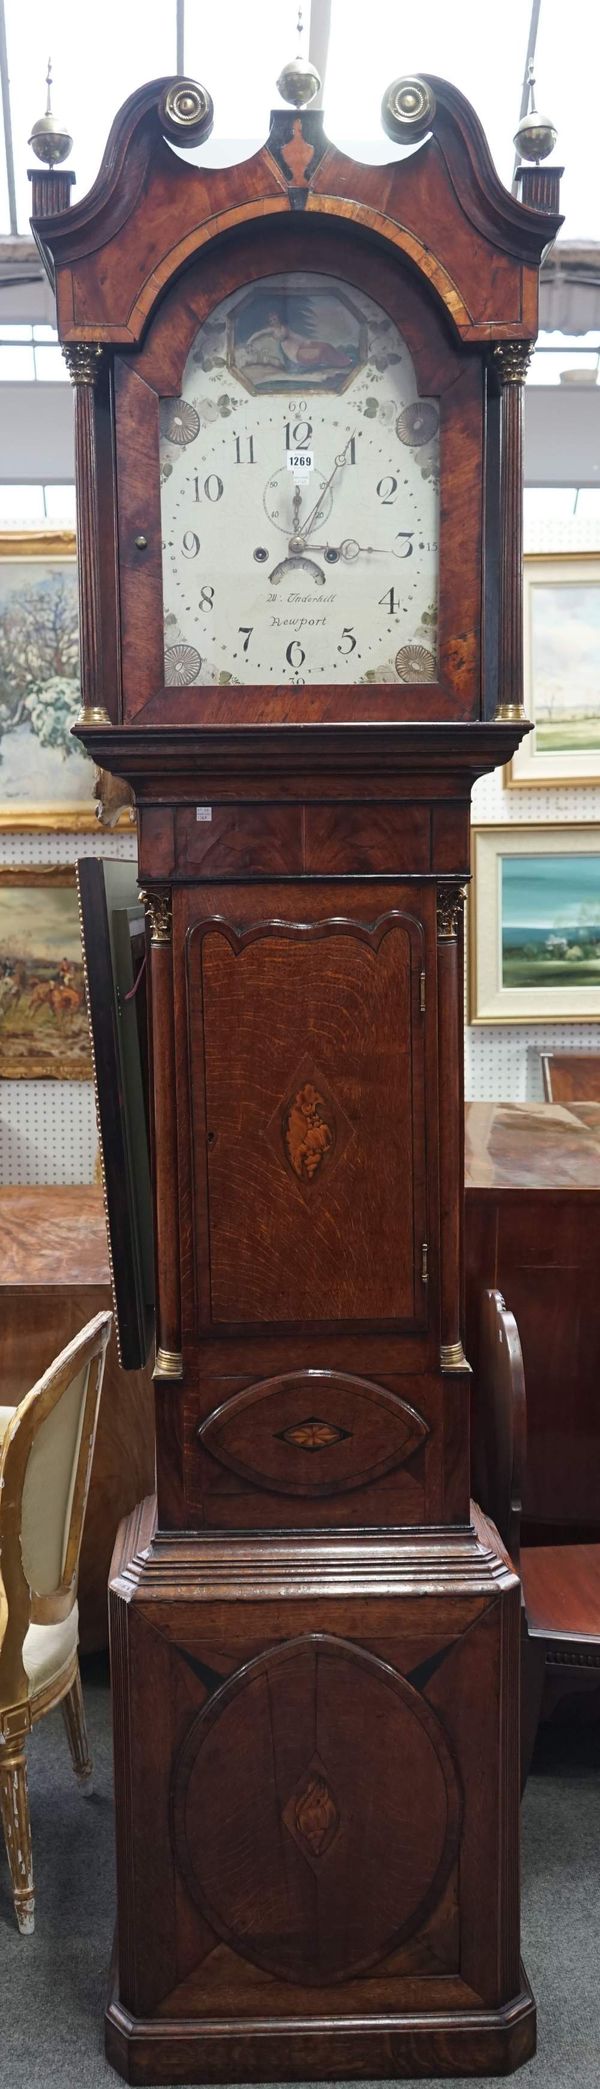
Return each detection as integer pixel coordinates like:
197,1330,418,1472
160,271,440,687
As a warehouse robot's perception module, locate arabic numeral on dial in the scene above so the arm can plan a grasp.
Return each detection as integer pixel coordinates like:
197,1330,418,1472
285,419,312,450
338,626,357,655
239,626,253,654
192,474,224,502
200,584,215,612
286,640,306,669
376,475,398,503
394,531,414,558
182,530,201,557
234,434,254,463
378,587,398,612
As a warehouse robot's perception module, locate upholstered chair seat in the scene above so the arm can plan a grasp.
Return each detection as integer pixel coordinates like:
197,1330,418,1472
0,1313,111,1933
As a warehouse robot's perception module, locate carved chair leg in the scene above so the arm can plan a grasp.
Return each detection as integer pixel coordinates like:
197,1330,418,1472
60,1664,93,1787
0,1745,35,1934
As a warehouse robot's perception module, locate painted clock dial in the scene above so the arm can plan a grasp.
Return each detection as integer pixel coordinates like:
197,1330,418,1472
159,273,439,688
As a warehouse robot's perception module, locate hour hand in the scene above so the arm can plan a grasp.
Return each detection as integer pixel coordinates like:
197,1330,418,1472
289,537,387,562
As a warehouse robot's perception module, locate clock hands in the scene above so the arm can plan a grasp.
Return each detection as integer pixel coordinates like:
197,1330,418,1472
297,431,357,540
300,537,389,561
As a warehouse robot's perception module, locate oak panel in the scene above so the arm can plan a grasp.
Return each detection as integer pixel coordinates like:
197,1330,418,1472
187,909,428,1330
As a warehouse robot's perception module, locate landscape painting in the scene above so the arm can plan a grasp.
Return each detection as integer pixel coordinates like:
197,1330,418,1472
0,533,97,827
510,556,600,786
0,870,92,1078
502,852,600,987
470,826,600,1022
531,581,600,750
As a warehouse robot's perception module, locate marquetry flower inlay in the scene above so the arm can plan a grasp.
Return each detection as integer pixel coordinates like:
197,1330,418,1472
282,1753,341,1867
278,1416,350,1452
265,1056,354,1203
284,1082,334,1182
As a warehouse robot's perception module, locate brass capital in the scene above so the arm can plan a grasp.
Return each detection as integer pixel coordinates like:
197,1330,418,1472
75,704,112,727
440,1340,469,1372
437,883,466,940
139,887,172,943
494,702,526,723
154,1347,183,1380
490,340,533,386
62,342,104,387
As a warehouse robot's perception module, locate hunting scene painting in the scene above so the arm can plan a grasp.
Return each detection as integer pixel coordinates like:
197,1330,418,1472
0,540,95,824
0,873,92,1079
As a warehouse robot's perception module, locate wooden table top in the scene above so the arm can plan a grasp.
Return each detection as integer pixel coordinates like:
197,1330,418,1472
0,1186,111,1286
465,1101,600,1193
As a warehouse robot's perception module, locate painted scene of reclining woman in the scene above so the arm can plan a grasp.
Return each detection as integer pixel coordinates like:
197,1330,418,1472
230,282,367,393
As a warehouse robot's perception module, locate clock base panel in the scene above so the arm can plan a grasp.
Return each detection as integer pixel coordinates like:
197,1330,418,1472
106,1500,533,2084
105,1972,536,2083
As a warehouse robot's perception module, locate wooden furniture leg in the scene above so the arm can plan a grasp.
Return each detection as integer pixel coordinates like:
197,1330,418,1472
60,1665,93,1786
0,1744,35,1934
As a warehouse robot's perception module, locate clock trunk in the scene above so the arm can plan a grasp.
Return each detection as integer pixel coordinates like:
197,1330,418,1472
30,73,562,2082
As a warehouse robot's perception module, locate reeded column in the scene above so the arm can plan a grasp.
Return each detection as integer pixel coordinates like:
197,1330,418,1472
63,342,110,725
491,340,533,722
437,882,467,1371
140,888,182,1380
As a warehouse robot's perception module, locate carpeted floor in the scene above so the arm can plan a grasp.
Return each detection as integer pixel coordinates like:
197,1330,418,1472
0,1659,598,2089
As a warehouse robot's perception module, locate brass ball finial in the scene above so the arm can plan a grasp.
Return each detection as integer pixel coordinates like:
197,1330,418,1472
513,62,557,163
158,78,214,145
28,59,73,166
381,75,436,143
277,6,321,110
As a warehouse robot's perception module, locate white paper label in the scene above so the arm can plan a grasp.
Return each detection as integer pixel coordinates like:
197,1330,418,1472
196,806,213,822
286,450,314,476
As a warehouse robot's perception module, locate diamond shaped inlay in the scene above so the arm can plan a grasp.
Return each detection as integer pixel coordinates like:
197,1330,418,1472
282,1753,341,1870
277,1416,351,1452
264,1055,354,1204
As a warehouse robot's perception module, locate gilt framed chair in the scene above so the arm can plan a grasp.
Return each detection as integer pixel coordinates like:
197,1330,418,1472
0,1310,112,1933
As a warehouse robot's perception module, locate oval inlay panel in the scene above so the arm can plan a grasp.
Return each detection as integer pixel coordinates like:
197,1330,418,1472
197,1370,429,1497
171,1633,461,1985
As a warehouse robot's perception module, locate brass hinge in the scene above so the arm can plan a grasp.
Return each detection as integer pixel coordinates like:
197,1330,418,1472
420,969,426,1013
421,1241,429,1284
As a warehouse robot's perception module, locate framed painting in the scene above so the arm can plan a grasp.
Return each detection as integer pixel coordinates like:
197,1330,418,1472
0,531,135,830
0,867,92,1077
509,554,600,787
469,825,600,1023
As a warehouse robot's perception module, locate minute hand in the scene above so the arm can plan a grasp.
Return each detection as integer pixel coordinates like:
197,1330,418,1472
301,432,356,537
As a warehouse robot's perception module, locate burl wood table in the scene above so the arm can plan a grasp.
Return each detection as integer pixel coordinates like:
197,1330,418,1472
465,1102,600,1548
0,1186,155,1651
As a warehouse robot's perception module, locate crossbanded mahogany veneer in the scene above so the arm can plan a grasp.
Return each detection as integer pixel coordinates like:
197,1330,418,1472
31,66,561,2082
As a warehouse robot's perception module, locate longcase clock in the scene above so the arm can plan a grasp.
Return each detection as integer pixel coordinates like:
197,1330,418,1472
31,63,561,2083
